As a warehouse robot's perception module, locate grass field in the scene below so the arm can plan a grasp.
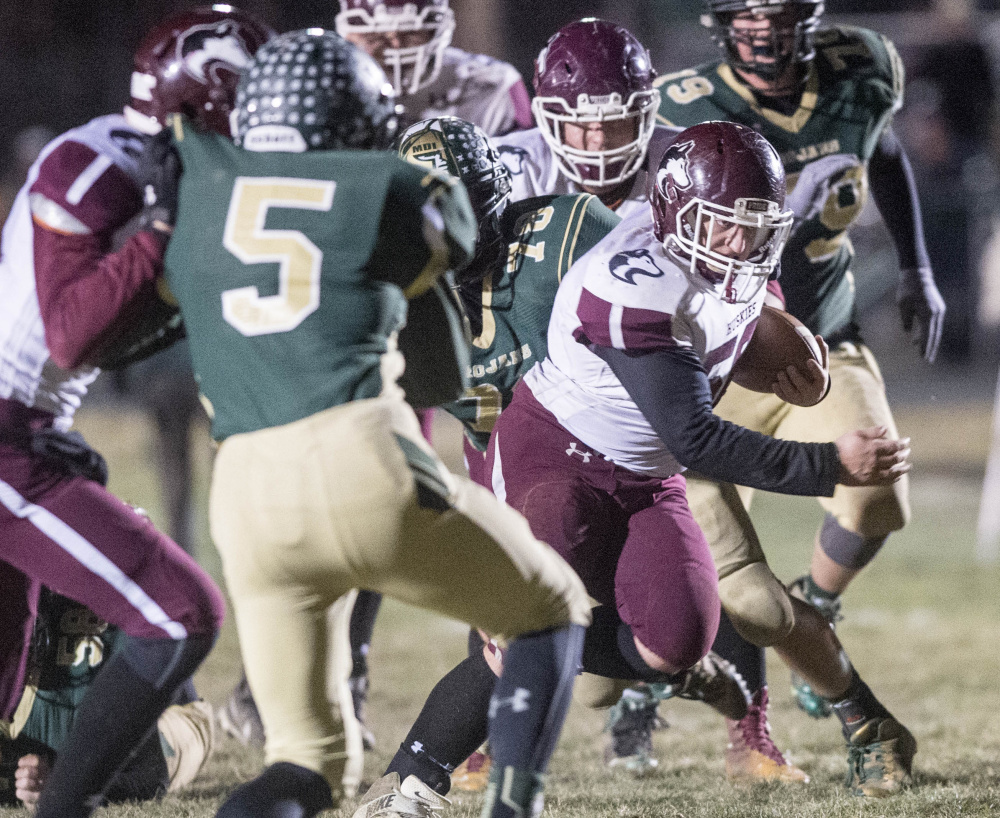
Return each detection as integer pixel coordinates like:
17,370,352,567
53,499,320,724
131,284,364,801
3,402,998,818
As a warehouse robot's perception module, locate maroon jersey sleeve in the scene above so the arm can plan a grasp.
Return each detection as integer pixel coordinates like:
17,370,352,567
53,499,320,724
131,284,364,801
30,140,165,370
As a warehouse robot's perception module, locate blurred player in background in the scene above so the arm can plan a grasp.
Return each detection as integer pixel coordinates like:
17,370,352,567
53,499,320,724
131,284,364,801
0,5,275,814
653,0,944,788
497,18,673,217
155,29,590,818
336,0,532,136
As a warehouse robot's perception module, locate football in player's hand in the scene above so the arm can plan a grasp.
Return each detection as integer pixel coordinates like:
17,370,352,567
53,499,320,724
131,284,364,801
731,305,825,397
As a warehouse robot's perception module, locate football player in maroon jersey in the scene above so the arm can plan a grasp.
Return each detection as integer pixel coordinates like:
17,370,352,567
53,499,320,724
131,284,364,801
0,7,271,815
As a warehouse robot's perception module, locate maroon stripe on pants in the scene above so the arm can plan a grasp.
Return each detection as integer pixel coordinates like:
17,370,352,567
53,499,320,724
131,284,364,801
486,381,719,671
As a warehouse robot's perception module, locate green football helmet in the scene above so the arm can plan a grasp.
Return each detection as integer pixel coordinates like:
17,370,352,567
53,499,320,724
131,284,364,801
396,116,511,283
233,29,398,152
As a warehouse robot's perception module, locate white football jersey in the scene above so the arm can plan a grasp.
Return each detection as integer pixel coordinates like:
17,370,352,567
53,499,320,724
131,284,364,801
0,115,145,428
523,208,766,477
496,125,678,219
402,47,531,137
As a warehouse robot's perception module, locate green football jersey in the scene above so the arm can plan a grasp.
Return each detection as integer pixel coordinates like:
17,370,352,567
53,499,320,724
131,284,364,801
17,592,120,753
445,193,621,451
656,26,904,341
164,119,476,440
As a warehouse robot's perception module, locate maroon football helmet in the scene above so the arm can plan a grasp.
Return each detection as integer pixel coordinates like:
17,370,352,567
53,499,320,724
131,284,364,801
532,19,660,190
335,0,455,96
125,5,274,137
649,121,793,304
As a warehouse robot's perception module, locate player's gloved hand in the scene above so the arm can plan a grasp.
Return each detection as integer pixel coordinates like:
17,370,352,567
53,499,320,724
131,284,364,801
835,426,911,486
136,128,182,245
898,266,946,363
772,334,829,407
14,754,50,812
785,153,861,231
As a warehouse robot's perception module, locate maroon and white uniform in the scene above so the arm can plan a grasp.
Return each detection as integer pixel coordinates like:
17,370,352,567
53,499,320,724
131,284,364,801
485,211,764,670
0,115,224,719
497,126,677,219
521,209,764,477
402,47,532,137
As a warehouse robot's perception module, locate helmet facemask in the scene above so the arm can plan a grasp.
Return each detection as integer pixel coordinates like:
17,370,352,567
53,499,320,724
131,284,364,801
664,196,792,303
532,88,661,190
335,3,455,96
704,1,823,82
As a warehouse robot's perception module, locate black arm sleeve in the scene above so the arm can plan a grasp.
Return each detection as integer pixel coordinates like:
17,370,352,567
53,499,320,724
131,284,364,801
593,344,841,497
868,126,932,271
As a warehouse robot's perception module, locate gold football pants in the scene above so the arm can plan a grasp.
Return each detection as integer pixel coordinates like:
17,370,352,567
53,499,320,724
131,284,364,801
685,342,910,646
209,396,590,795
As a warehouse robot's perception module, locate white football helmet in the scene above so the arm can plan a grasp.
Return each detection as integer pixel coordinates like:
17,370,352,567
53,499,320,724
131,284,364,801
335,0,455,97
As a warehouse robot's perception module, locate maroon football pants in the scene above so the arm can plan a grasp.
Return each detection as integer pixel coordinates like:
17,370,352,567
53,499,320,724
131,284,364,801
486,382,720,672
0,436,224,719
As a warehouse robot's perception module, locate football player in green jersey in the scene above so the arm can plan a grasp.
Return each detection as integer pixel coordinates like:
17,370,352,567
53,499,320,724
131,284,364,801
652,0,941,794
154,30,590,818
0,590,214,809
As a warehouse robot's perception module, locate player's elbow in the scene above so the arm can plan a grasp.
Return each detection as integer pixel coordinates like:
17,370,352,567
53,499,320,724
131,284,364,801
45,320,96,370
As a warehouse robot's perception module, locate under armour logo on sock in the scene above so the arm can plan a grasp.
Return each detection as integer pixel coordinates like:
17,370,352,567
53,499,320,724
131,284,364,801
489,688,531,717
565,442,593,462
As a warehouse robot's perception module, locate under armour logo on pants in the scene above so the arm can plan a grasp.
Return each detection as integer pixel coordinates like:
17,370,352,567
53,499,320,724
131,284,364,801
565,442,593,463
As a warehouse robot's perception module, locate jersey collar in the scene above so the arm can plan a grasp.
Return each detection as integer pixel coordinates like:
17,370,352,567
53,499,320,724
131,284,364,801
717,62,819,134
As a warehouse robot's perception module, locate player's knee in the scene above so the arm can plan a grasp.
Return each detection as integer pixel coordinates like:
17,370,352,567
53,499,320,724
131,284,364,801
635,592,719,673
836,487,910,540
718,563,794,647
520,480,610,555
573,673,631,709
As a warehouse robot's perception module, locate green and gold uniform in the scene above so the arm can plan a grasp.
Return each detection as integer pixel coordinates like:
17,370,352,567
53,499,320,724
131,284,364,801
0,592,212,804
657,25,903,343
654,27,910,645
446,193,621,453
163,121,590,792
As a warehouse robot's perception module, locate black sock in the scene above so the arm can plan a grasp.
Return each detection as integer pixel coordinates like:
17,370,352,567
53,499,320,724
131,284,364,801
711,610,765,695
216,762,333,818
468,626,485,657
36,633,215,818
385,650,498,794
581,605,673,682
349,591,382,678
829,669,893,741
